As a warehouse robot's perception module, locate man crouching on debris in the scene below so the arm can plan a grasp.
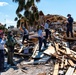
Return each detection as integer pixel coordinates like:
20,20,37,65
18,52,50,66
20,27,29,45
20,22,29,44
0,30,6,72
37,26,47,51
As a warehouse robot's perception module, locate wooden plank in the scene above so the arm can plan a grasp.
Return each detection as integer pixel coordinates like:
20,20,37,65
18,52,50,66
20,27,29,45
53,62,59,75
64,37,76,41
68,59,75,66
37,72,46,75
58,49,76,61
70,50,76,56
70,50,76,60
32,43,39,57
65,47,71,54
18,46,24,53
74,70,76,73
64,59,68,66
44,46,55,55
54,43,61,54
73,70,76,75
60,56,64,69
73,73,76,75
44,43,61,60
65,67,75,75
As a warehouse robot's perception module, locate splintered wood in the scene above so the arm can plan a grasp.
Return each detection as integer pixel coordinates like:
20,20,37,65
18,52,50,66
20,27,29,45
44,46,55,55
37,72,46,75
53,63,59,75
49,41,76,75
65,67,75,75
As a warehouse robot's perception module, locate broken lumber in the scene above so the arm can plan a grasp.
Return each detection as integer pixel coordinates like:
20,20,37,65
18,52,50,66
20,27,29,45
32,43,39,58
64,59,68,66
68,59,75,67
65,67,75,75
65,47,71,54
64,37,76,41
53,62,59,75
37,72,46,75
44,46,55,55
60,56,64,69
73,73,76,75
58,49,76,61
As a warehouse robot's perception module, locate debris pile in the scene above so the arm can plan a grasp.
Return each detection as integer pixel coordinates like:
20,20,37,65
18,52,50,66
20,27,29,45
1,24,76,75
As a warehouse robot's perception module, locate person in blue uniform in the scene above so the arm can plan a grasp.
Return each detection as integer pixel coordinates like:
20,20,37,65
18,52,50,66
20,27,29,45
66,14,73,37
44,20,50,39
37,26,47,51
20,22,29,44
0,30,6,72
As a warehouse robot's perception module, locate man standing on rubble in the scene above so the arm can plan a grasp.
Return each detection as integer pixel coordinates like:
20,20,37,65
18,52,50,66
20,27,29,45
6,31,16,66
37,26,47,51
44,20,49,40
0,30,6,72
66,14,74,37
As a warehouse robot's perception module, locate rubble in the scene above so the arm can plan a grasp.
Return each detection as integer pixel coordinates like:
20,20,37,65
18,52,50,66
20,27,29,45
1,24,76,75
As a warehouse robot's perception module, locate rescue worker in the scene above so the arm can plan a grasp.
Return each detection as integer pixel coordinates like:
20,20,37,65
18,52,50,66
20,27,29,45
37,26,47,51
6,31,16,66
0,30,6,72
20,22,29,44
66,14,73,37
44,20,51,42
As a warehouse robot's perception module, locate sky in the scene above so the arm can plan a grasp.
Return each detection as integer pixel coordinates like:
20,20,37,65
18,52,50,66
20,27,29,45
0,0,76,28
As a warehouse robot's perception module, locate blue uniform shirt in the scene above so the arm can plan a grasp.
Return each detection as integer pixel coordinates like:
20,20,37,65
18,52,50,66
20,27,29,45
0,38,6,50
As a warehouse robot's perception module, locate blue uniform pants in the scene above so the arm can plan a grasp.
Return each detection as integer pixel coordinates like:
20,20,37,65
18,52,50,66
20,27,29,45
45,29,49,39
66,26,73,37
38,37,46,51
0,50,4,72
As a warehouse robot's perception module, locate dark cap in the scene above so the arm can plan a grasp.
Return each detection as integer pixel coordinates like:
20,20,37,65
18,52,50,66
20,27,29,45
67,14,71,17
46,20,50,22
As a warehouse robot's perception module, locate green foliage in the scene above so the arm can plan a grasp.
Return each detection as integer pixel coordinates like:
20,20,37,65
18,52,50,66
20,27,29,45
0,26,5,30
14,17,18,21
13,0,40,27
17,20,20,28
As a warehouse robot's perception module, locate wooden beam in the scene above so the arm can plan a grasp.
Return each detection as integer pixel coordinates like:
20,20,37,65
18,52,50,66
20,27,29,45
37,72,46,75
65,47,71,54
44,46,55,55
64,37,76,41
65,67,75,75
58,49,76,61
18,46,24,53
68,59,75,67
64,59,68,66
53,62,59,75
60,56,64,69
73,73,76,75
